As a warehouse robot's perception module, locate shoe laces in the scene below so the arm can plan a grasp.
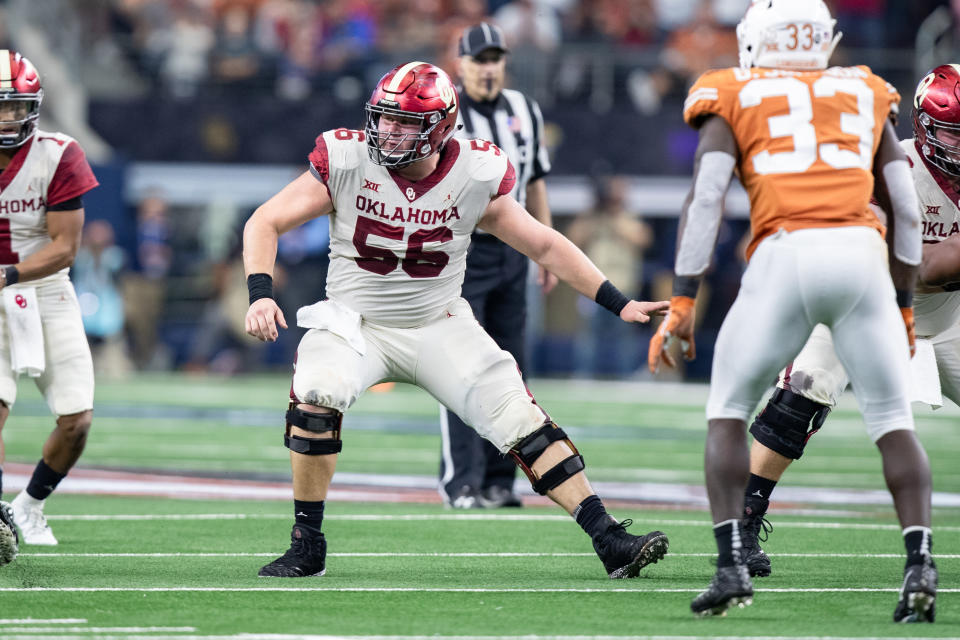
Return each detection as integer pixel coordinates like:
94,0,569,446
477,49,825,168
23,505,50,532
607,518,633,534
284,527,321,559
743,512,772,544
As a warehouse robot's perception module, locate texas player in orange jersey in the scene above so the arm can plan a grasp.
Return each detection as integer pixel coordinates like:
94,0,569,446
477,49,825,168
647,0,935,620
724,65,960,620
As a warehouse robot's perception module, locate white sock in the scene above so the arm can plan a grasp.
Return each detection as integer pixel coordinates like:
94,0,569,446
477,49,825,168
15,491,43,508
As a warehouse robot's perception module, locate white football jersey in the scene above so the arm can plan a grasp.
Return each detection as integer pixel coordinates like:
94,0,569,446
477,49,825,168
903,139,960,337
309,130,515,327
0,130,98,287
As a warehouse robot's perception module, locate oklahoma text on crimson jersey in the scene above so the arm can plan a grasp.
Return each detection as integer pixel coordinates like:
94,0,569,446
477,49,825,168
0,131,98,283
309,129,514,328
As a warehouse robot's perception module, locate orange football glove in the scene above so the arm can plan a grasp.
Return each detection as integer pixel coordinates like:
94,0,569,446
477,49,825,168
901,307,916,358
648,295,696,373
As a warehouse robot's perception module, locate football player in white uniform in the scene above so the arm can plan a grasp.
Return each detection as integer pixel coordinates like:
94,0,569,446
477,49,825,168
244,61,671,579
0,51,100,560
733,65,960,623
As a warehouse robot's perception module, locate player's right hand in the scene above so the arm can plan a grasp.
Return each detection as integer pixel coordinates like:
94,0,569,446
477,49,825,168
901,307,916,358
620,300,669,323
246,298,288,342
648,295,696,373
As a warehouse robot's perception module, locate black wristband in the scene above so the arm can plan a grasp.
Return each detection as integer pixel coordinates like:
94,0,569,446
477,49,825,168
595,280,630,316
4,266,19,286
247,273,273,304
672,276,700,299
895,288,912,308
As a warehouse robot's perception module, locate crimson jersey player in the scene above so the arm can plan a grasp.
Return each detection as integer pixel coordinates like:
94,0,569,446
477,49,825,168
243,61,671,579
0,50,100,564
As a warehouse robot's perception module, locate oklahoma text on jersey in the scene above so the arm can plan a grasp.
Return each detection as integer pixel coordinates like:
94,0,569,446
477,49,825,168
309,128,514,328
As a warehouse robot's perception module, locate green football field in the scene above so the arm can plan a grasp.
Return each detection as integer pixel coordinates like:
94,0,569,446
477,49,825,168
0,374,957,639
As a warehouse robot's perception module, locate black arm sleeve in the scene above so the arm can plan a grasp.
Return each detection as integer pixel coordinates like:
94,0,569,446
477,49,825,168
48,195,83,211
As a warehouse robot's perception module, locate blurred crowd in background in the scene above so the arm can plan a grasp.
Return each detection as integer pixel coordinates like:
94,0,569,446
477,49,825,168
0,0,955,380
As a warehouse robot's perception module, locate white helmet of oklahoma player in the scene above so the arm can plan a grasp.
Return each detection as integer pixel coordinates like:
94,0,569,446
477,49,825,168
736,0,842,71
0,50,42,148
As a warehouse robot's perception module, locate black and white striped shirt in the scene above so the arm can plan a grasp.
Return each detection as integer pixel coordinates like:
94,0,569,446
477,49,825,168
455,87,550,208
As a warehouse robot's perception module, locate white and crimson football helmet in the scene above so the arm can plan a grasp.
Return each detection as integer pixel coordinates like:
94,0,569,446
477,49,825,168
0,50,42,149
365,61,459,168
914,64,960,177
736,0,842,71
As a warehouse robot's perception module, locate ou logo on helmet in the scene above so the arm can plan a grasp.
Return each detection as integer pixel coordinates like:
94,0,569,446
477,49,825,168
14,294,26,309
435,75,457,115
915,72,936,110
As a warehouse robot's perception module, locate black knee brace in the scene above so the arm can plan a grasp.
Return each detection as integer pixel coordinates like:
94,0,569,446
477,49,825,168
749,388,831,460
284,405,343,455
508,421,585,495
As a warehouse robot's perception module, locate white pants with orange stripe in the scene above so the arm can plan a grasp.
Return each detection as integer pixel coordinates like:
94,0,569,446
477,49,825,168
291,297,547,452
707,226,914,442
0,279,94,416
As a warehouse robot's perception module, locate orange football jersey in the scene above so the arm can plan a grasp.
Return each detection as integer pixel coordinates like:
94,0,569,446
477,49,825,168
684,65,899,259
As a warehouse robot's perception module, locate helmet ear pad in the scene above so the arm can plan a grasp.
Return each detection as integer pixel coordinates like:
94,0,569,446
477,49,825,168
914,65,960,177
364,62,459,169
0,50,43,149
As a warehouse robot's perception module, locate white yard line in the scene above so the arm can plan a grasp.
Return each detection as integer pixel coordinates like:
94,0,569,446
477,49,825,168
0,619,87,624
4,636,958,640
16,552,960,559
1,587,958,593
0,629,195,634
39,513,960,533
3,635,958,640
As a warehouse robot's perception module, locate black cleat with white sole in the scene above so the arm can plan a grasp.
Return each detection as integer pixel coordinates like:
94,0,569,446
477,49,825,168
741,495,772,578
593,518,668,579
259,523,327,578
894,560,937,623
691,563,754,616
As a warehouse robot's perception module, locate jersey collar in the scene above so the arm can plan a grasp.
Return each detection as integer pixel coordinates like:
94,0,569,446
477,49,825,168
387,140,460,203
0,137,34,192
915,140,960,207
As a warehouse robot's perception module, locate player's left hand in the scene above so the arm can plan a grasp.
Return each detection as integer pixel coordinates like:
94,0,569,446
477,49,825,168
648,295,696,373
901,307,916,358
246,298,288,342
538,265,558,294
619,299,670,323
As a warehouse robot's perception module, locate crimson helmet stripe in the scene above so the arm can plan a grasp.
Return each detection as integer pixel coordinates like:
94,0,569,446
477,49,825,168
0,51,11,90
386,61,428,94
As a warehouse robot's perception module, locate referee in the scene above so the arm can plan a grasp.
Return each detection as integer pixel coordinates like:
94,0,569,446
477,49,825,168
439,22,558,509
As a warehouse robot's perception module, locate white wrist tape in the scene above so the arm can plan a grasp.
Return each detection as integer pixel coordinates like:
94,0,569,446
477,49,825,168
883,159,922,266
676,151,736,276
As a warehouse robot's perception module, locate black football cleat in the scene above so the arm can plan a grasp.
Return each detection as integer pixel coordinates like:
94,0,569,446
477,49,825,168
593,518,668,579
259,523,327,578
894,560,937,623
741,495,772,577
0,501,18,566
691,563,754,617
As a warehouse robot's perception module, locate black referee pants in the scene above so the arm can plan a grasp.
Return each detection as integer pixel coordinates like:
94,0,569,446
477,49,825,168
439,235,528,502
